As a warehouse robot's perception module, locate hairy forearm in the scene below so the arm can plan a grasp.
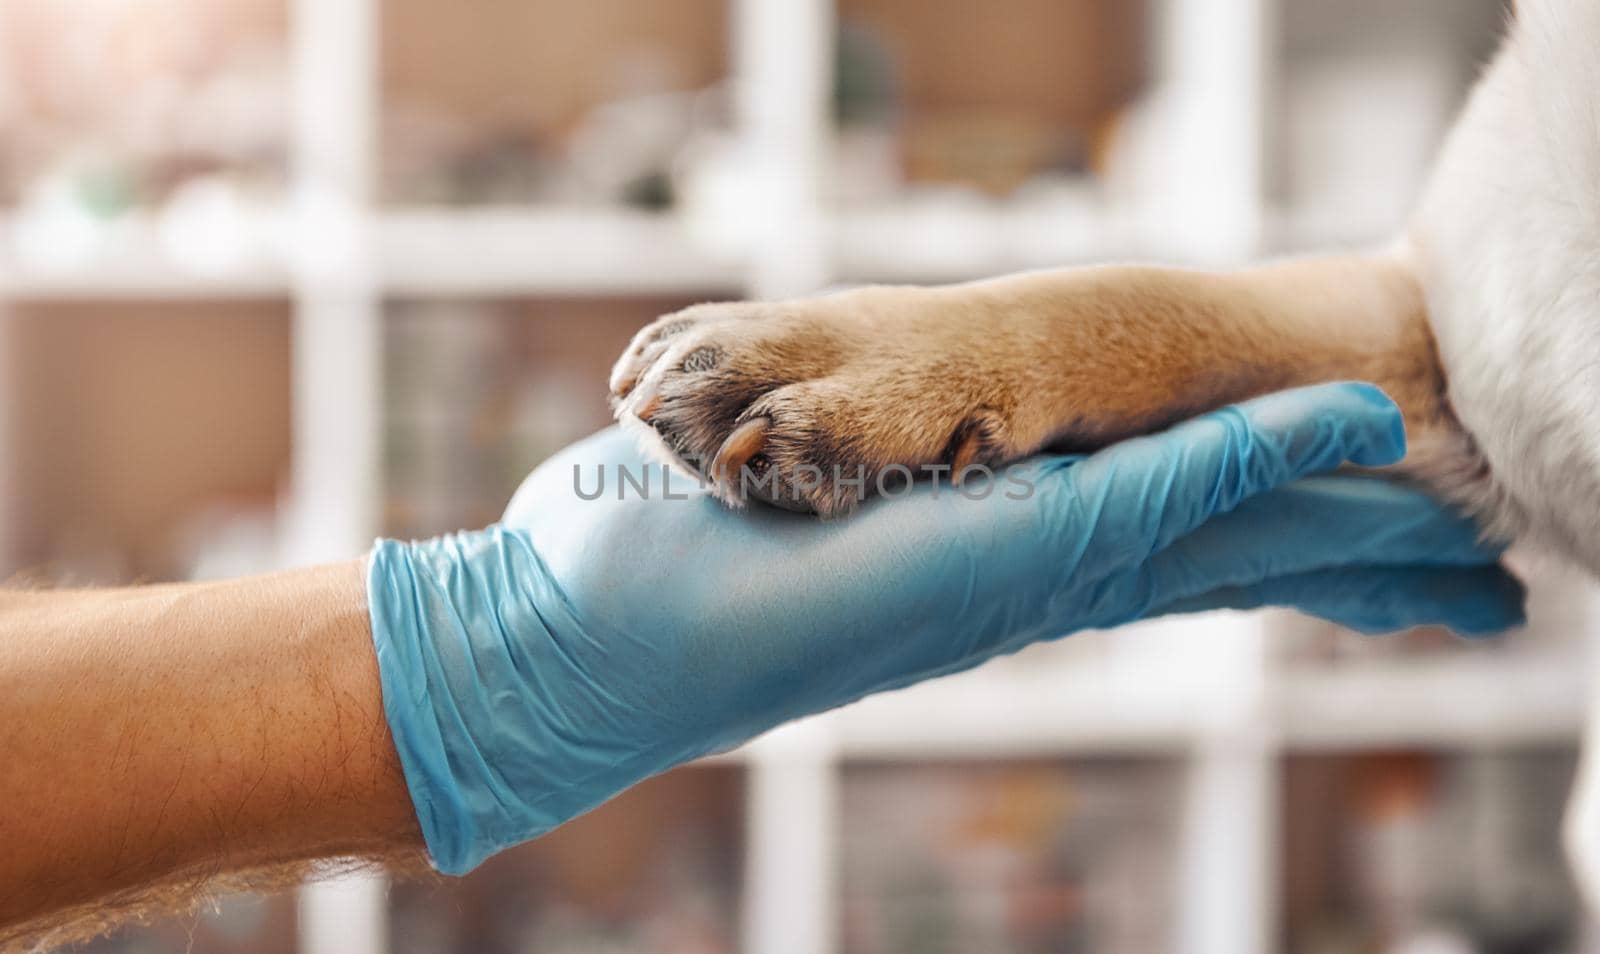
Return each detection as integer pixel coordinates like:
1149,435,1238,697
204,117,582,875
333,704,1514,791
0,562,422,940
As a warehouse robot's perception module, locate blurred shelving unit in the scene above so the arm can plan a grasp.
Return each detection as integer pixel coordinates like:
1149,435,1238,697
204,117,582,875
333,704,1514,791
2,0,1595,952
0,0,299,591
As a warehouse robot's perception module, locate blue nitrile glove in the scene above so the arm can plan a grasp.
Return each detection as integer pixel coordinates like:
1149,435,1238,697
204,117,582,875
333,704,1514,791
367,382,1524,874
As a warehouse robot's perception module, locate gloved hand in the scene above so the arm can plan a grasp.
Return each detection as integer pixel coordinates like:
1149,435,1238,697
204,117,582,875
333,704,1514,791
368,382,1523,874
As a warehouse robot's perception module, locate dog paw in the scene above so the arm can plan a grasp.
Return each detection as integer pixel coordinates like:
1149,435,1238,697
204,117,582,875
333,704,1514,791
608,291,1019,516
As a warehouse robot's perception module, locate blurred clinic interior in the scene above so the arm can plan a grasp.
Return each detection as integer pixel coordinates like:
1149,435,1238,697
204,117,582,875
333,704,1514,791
3,1,1598,953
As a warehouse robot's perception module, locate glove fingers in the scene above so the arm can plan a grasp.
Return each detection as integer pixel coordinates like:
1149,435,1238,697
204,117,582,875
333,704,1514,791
1058,382,1408,573
1138,475,1505,599
1150,563,1527,637
1062,476,1513,633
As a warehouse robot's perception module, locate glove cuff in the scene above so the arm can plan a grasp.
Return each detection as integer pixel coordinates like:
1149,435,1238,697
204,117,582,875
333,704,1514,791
367,528,684,875
367,536,489,874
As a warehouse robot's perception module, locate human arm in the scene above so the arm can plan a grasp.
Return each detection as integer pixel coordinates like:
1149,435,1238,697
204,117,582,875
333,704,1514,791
0,383,1525,945
0,564,422,947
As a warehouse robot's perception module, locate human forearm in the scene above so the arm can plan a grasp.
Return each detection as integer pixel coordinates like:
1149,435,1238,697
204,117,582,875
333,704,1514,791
0,562,421,938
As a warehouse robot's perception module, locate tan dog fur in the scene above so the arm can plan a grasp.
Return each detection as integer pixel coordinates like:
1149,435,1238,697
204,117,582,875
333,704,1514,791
611,251,1472,518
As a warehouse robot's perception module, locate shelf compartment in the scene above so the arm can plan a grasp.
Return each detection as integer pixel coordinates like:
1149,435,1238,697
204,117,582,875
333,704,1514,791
3,299,291,583
830,0,1149,200
839,757,1181,954
382,294,720,538
387,765,744,954
379,0,729,210
1281,746,1589,952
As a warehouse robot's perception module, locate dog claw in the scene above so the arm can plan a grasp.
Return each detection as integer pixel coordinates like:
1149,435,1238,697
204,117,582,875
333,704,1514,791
711,417,771,494
632,384,663,422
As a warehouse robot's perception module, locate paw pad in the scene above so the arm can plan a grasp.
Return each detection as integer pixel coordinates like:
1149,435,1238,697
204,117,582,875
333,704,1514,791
682,346,721,373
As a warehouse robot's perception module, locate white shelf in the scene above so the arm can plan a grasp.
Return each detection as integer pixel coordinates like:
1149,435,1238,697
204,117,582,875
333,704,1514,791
0,268,290,302
0,214,292,301
0,209,740,302
1275,655,1589,749
379,203,1146,298
376,208,747,297
688,663,1592,769
816,613,1260,758
0,202,1407,302
701,650,1592,761
827,672,1201,757
0,201,1173,302
828,199,1149,284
